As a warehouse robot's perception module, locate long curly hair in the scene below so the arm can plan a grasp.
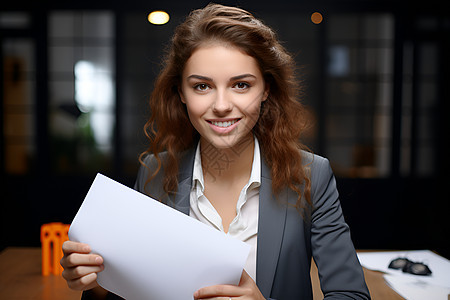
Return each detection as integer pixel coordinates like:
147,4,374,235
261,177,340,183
140,3,312,211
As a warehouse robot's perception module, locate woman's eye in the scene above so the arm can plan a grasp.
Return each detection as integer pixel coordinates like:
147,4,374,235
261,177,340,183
234,82,250,90
194,83,209,91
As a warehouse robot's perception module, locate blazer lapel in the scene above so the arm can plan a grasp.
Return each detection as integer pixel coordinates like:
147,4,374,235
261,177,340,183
167,147,196,215
256,159,288,298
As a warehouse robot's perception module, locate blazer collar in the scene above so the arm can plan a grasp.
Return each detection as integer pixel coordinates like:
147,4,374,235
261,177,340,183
174,146,286,298
256,158,288,298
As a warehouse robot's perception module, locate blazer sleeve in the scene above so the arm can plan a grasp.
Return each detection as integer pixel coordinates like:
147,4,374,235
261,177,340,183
310,156,371,299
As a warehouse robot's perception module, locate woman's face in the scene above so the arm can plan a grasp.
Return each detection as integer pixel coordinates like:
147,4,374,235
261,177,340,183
179,44,269,150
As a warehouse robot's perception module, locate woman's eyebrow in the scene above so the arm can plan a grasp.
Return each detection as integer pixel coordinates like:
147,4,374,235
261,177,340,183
186,74,212,81
230,74,257,81
186,73,257,82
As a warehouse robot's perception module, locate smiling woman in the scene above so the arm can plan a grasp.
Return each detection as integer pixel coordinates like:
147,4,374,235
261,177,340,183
61,3,371,300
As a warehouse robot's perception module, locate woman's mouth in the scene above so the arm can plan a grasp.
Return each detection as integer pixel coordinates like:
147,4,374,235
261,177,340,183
206,118,241,133
208,119,240,128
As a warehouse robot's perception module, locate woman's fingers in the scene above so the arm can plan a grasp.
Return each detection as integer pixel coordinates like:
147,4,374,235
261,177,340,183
62,264,104,280
193,285,242,299
65,272,99,291
61,261,103,291
60,240,105,291
194,270,264,300
61,241,103,269
62,240,91,254
62,252,103,268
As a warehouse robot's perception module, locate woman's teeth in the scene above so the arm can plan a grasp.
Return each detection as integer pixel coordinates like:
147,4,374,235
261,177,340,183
211,120,238,127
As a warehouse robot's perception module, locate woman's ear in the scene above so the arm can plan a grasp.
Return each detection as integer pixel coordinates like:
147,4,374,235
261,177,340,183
178,87,186,103
262,83,270,102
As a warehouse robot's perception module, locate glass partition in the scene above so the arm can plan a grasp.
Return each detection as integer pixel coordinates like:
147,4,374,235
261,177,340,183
2,38,36,174
48,11,115,174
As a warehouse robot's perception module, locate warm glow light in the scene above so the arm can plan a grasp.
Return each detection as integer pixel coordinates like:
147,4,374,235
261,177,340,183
148,11,170,25
311,12,323,24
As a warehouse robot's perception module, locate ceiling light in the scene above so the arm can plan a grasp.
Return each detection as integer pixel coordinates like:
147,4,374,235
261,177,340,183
148,11,170,25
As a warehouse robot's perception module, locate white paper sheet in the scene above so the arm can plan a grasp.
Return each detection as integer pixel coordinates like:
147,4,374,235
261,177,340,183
384,274,450,300
69,173,250,300
358,250,450,300
357,250,450,289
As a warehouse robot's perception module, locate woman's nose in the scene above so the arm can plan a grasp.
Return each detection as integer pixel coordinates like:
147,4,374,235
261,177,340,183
212,90,233,114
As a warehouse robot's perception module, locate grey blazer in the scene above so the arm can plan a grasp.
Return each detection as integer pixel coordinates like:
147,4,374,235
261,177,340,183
83,147,370,300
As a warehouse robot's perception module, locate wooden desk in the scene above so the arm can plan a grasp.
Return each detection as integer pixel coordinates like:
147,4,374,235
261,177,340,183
1,247,404,299
0,247,81,300
310,259,404,300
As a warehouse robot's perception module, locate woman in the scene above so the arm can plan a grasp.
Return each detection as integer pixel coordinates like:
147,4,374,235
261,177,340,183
61,3,371,299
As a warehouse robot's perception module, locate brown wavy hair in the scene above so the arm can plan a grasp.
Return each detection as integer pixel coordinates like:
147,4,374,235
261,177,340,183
140,3,312,211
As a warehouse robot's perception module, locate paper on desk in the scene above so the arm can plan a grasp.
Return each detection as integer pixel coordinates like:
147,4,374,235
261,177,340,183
384,274,450,300
69,173,251,300
357,250,450,289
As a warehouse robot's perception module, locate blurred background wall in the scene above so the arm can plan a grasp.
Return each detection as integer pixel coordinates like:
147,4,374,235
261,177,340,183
1,0,449,257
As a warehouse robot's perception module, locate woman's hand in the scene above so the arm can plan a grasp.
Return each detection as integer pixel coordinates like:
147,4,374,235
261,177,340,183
193,270,265,300
60,240,105,291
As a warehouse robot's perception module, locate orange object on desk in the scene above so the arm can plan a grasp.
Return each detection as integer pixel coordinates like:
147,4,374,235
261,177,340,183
40,222,70,276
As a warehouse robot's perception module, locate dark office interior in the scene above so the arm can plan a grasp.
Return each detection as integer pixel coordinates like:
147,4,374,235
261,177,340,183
1,0,449,260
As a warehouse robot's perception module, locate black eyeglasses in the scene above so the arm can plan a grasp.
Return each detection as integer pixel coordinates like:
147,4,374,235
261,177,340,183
388,257,432,276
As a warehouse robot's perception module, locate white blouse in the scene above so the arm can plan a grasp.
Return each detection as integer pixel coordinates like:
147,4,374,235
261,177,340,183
189,137,260,280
